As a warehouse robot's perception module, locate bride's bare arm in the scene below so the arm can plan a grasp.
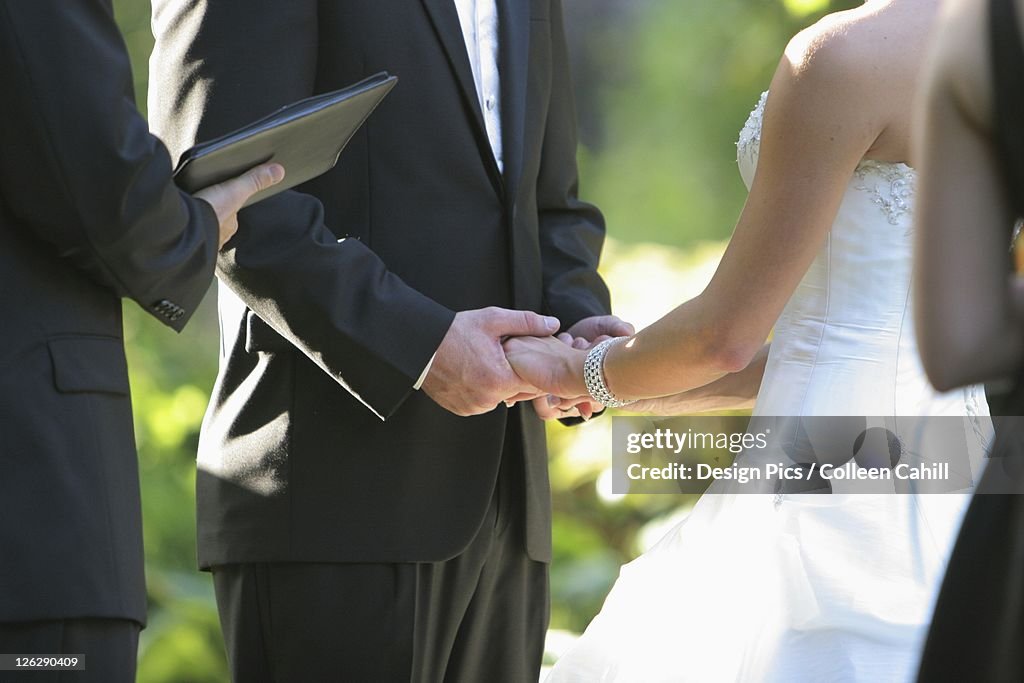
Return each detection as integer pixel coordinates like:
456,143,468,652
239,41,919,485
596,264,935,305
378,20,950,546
914,0,1024,391
627,344,769,415
593,25,886,401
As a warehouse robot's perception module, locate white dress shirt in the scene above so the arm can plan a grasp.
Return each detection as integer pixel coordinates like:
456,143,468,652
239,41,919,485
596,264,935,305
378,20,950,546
415,0,503,390
454,0,504,172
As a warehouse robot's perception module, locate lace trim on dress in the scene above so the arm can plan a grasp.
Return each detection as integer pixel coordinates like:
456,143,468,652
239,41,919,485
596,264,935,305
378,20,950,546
853,161,917,227
736,90,769,164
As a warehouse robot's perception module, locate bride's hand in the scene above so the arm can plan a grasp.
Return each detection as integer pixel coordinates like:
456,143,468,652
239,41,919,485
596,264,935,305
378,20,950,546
525,335,601,420
531,392,599,421
503,335,589,400
546,334,614,419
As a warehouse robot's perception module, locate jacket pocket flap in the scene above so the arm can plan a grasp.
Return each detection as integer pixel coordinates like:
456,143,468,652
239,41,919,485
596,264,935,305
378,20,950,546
48,336,130,395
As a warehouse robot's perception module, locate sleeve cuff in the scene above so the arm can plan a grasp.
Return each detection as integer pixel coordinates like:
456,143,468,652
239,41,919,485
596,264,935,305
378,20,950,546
413,352,437,390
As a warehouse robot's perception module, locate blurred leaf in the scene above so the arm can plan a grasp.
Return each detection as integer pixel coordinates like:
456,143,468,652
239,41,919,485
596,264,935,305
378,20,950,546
146,385,209,450
137,605,227,683
783,0,833,18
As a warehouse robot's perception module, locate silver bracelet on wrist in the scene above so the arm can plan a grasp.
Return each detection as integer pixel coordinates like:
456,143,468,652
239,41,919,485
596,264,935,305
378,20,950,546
583,337,636,408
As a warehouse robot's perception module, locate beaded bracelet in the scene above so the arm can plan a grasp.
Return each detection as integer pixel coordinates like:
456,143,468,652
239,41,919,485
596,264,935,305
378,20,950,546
583,337,636,408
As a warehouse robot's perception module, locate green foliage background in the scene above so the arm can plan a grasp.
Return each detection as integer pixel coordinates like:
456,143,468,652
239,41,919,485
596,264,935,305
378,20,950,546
107,0,856,678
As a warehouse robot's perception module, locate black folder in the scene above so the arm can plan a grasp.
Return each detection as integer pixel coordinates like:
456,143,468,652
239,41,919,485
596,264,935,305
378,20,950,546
173,72,397,207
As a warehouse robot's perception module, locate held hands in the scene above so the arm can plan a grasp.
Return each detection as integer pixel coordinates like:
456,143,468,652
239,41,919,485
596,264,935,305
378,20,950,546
506,314,635,421
421,307,560,416
193,162,286,249
421,309,633,420
503,335,589,400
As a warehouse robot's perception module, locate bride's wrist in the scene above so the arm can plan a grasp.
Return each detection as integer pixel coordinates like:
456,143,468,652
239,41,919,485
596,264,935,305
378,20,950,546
583,337,636,408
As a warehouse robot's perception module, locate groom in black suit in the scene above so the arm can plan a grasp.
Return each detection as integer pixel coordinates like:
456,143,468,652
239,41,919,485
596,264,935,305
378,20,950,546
150,0,625,679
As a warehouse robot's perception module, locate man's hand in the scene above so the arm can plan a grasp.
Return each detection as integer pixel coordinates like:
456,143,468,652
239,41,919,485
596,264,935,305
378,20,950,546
194,162,286,249
422,307,560,416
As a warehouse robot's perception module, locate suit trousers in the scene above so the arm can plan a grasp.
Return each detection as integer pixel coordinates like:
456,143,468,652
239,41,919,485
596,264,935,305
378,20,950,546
211,429,550,682
0,619,139,683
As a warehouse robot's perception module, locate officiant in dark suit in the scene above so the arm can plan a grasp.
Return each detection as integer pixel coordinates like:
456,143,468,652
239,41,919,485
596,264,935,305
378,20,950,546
0,2,280,680
149,0,627,679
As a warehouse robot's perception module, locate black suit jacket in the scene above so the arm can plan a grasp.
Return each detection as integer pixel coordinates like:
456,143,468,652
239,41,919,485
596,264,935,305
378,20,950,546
149,0,611,567
0,1,219,624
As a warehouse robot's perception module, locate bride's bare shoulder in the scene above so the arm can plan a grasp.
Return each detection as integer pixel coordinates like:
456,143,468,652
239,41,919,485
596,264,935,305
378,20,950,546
783,9,862,77
763,9,885,135
765,2,938,155
782,3,930,93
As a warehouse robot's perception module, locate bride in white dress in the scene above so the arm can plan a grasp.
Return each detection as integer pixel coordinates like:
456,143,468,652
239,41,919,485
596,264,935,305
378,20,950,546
505,1,990,680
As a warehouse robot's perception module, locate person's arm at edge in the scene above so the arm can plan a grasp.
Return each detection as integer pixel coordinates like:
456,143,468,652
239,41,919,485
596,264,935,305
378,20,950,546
0,0,222,331
914,0,1024,390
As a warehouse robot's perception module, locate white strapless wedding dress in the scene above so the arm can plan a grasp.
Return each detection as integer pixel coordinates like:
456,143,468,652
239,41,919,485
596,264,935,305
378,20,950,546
546,92,991,682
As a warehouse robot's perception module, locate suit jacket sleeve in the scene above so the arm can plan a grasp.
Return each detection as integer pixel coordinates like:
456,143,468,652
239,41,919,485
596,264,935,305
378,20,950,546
0,0,219,331
148,0,455,420
535,0,613,329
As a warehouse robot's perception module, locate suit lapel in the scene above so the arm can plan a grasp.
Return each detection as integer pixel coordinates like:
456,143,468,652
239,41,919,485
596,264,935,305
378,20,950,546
497,0,529,204
421,0,503,191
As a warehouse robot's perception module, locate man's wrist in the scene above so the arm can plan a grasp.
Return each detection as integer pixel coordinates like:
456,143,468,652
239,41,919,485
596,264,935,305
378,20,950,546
565,349,589,397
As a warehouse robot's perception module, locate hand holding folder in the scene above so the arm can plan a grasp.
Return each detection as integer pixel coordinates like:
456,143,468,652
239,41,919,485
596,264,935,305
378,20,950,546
174,72,398,208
